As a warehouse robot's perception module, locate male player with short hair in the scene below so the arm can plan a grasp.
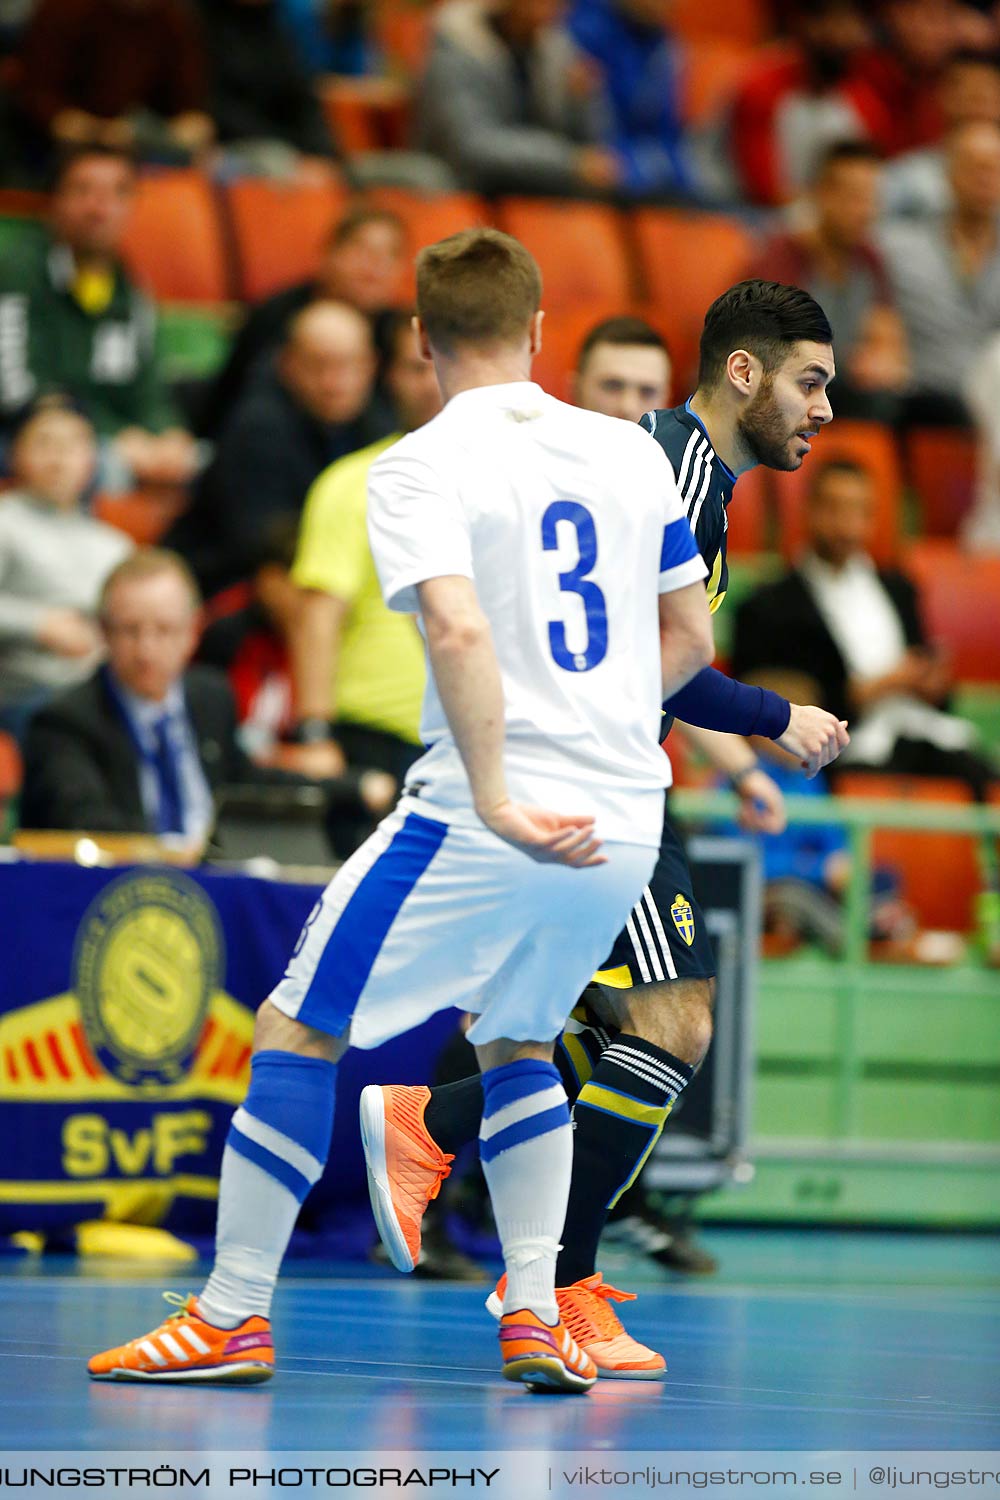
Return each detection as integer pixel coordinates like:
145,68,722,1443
87,228,715,1395
360,280,849,1379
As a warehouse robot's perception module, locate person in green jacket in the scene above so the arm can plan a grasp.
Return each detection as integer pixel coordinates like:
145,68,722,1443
0,144,199,491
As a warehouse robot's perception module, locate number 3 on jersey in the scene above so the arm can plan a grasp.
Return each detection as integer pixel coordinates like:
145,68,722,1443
541,500,608,672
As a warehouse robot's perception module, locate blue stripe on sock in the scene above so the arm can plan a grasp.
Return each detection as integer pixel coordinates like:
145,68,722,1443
228,1123,313,1203
245,1052,336,1161
298,812,448,1033
481,1058,561,1114
479,1101,570,1163
482,1067,561,1120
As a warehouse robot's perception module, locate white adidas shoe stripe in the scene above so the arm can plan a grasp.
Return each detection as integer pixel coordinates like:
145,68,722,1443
178,1324,212,1356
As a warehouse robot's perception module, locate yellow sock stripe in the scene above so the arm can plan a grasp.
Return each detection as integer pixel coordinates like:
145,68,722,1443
607,1106,675,1210
575,1084,672,1129
559,1031,595,1091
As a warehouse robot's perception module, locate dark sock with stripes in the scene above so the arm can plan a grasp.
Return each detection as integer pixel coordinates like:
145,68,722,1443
424,1076,484,1155
555,1034,693,1287
424,1011,612,1155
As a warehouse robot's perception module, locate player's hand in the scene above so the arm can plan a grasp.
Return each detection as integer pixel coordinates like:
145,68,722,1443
735,768,787,834
776,704,850,778
477,799,606,867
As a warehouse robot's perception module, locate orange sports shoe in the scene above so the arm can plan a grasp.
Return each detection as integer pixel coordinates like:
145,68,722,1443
499,1308,596,1394
359,1084,454,1272
488,1272,666,1380
87,1293,274,1384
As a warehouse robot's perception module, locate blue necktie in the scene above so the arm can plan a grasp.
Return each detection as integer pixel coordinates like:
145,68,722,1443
152,714,185,835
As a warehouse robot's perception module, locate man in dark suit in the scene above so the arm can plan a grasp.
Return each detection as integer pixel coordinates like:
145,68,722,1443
731,459,995,797
20,546,374,840
167,301,396,597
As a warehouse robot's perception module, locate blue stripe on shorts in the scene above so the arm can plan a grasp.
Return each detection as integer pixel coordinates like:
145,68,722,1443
297,812,448,1034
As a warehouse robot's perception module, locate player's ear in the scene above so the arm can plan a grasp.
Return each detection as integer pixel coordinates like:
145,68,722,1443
413,316,434,363
529,309,544,358
726,348,757,399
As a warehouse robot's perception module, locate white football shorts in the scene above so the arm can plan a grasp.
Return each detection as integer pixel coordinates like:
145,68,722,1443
269,799,656,1048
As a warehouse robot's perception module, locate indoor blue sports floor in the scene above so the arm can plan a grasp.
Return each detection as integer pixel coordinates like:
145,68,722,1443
3,1229,998,1460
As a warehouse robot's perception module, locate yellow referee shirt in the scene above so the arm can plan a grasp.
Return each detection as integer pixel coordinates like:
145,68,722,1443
291,436,426,745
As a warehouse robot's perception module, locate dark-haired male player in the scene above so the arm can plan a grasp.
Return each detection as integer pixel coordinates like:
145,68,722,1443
361,280,850,1378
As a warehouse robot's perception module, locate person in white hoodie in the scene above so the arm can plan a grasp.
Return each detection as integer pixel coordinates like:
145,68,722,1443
0,396,131,739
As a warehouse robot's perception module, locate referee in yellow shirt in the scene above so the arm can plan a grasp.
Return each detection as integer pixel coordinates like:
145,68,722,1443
283,314,443,847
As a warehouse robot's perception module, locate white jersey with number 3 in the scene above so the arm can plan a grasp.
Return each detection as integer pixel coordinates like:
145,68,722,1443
367,381,706,847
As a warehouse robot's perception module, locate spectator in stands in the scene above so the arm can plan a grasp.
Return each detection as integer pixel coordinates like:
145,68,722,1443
879,120,1000,424
749,142,909,421
199,206,407,438
20,549,264,840
282,311,441,852
416,0,622,196
731,459,997,798
856,0,972,160
197,517,300,759
728,0,886,206
278,0,376,75
571,314,672,421
171,301,393,596
19,545,375,840
883,50,1000,219
962,330,1000,550
198,0,340,179
0,145,200,490
0,397,132,741
14,0,214,168
566,0,695,198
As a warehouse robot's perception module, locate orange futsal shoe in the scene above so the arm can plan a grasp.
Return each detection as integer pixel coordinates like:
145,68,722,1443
499,1308,596,1394
87,1294,274,1384
359,1084,454,1272
488,1272,666,1380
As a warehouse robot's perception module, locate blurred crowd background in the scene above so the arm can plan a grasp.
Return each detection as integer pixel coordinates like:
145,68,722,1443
0,0,999,961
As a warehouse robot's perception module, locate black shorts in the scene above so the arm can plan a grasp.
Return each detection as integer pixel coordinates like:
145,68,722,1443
593,808,715,988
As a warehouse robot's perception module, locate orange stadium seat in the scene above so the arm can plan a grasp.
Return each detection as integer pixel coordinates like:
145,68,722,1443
835,773,980,932
771,420,903,566
725,463,769,554
120,171,231,303
904,426,978,536
319,77,411,154
366,188,489,297
631,210,755,388
225,179,349,302
496,199,635,314
92,490,189,546
0,731,22,801
528,300,633,401
672,0,768,46
902,541,1000,682
680,41,755,126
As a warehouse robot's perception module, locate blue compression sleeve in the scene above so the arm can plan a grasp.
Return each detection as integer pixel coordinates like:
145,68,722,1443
663,666,791,739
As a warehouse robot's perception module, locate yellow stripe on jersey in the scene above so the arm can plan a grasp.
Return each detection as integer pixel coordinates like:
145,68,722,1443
706,546,726,613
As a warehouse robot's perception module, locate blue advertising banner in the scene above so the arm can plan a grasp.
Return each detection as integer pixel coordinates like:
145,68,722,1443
0,862,461,1244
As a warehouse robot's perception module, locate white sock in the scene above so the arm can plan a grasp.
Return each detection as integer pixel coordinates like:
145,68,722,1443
479,1059,572,1324
197,1053,335,1326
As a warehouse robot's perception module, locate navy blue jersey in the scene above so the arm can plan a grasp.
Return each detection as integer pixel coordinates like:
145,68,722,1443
639,400,736,615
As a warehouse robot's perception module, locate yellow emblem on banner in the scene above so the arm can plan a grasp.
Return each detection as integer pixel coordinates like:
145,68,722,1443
75,871,224,1087
670,892,695,947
